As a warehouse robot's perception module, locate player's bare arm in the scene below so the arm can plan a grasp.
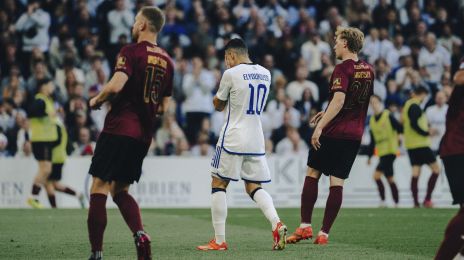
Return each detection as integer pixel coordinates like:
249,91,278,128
157,97,171,116
310,111,325,126
311,92,346,150
213,96,227,112
454,70,464,85
89,72,128,110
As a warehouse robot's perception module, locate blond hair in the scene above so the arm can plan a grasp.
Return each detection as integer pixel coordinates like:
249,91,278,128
335,27,364,54
140,6,165,33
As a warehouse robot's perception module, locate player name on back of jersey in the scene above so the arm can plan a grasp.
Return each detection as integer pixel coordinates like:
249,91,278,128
242,73,270,82
354,71,372,79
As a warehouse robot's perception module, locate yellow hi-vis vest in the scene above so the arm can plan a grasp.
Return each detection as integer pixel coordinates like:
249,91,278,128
369,110,398,157
402,98,431,149
29,93,58,142
52,120,67,164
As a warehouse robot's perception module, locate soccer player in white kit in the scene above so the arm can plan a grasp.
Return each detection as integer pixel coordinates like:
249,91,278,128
197,38,287,251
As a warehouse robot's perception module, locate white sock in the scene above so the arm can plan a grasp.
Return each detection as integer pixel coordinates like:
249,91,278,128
300,223,311,228
211,191,227,244
318,230,329,237
252,188,280,230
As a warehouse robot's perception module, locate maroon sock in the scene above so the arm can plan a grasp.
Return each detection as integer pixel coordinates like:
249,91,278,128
32,184,41,196
48,195,56,208
389,182,399,204
87,193,107,252
411,177,419,206
321,186,343,234
375,180,385,201
113,191,143,234
425,173,439,201
56,186,77,196
435,208,464,260
301,176,319,224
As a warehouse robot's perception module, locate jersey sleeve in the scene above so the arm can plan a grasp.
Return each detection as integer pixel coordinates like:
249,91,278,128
162,57,175,97
114,46,134,77
330,65,350,93
216,69,233,101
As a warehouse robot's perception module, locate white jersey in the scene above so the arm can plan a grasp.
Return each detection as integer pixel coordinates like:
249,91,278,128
216,64,271,155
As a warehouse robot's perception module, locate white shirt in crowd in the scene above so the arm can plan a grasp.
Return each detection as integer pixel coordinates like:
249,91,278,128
15,8,51,52
182,69,216,114
107,8,134,44
385,45,411,68
418,45,451,83
364,36,394,65
216,64,271,154
426,104,448,151
286,80,319,103
300,40,331,72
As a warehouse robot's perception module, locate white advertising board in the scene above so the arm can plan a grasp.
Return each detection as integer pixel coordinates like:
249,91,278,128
0,155,454,208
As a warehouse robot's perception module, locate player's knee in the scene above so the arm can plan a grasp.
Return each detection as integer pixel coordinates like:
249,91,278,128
90,178,110,195
387,176,395,183
211,177,229,190
307,167,321,179
247,186,262,201
373,172,382,180
431,163,440,174
110,184,129,198
330,176,345,187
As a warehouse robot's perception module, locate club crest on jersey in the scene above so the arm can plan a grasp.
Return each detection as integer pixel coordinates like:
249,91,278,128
116,56,126,69
332,77,342,89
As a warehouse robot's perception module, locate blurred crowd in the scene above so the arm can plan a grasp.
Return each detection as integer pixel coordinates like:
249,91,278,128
0,0,463,158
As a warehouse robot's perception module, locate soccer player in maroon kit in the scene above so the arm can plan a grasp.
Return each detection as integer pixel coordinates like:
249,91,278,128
87,7,174,260
435,60,464,260
287,27,373,245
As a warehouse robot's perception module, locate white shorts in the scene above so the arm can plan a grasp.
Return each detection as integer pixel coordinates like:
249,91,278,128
210,147,271,183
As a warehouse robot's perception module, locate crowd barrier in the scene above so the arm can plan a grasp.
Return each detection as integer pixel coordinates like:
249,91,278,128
0,155,454,208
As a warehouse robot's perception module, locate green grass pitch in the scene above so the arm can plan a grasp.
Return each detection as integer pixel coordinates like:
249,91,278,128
0,208,455,259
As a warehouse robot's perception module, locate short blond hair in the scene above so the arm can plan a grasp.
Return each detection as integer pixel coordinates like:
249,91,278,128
140,6,165,33
335,27,364,54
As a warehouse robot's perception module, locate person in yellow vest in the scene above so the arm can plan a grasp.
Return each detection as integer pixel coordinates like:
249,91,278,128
402,86,441,208
367,95,402,207
44,119,85,208
27,78,58,208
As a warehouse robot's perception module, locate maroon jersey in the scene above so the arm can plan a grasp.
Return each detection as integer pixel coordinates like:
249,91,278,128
440,85,464,156
322,59,374,141
102,41,174,143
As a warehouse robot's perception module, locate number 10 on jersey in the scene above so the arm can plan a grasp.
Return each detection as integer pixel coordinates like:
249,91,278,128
246,83,267,115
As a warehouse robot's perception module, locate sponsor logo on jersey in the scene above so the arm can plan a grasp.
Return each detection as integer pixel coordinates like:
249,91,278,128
354,64,370,69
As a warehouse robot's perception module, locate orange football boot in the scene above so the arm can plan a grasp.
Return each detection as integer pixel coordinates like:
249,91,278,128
197,239,228,251
286,226,313,244
313,232,328,245
272,222,287,250
423,200,434,208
